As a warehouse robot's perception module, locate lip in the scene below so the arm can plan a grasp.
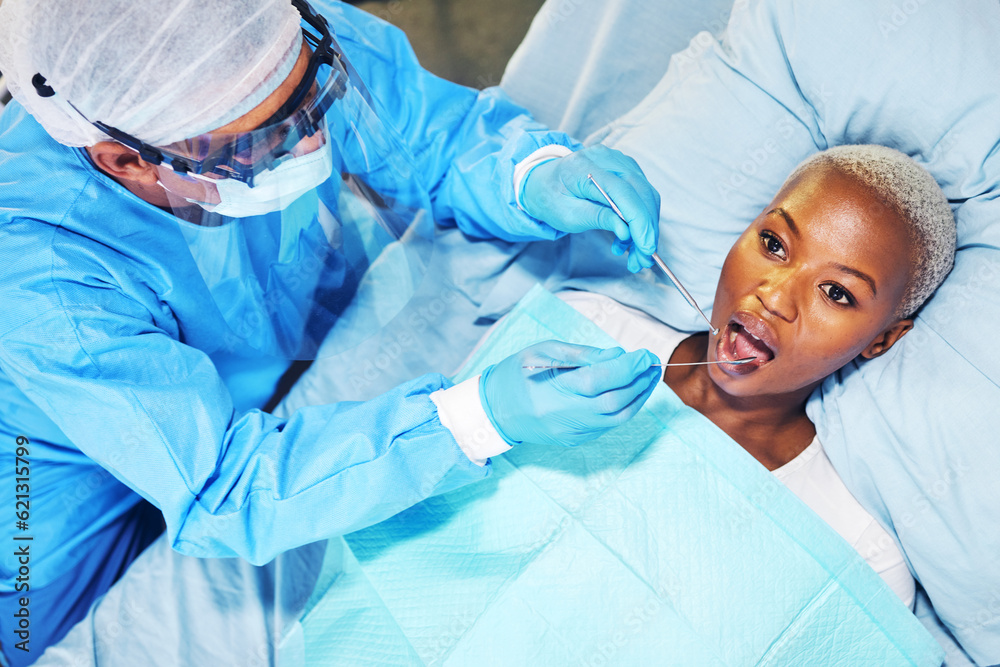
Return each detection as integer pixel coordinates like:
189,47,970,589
713,311,779,373
731,311,779,357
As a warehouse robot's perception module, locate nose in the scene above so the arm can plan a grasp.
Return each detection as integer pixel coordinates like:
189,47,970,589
291,127,326,158
755,265,798,322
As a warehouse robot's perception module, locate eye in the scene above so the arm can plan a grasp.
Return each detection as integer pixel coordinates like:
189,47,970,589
274,123,293,144
759,231,787,259
820,282,855,306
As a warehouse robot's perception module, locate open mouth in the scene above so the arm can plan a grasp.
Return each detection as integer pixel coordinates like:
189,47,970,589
717,322,775,372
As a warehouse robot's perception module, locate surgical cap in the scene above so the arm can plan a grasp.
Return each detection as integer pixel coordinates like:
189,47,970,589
0,0,303,147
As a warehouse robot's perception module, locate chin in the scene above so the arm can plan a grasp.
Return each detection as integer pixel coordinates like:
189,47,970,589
706,362,770,396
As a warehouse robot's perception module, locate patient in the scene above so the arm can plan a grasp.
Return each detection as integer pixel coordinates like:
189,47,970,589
559,144,956,608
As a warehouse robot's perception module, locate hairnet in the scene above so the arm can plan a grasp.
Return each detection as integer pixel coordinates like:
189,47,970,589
0,0,303,147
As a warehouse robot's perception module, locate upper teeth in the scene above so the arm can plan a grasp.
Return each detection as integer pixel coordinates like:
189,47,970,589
747,330,761,342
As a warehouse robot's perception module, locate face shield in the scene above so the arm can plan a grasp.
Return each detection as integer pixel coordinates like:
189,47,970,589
86,1,435,360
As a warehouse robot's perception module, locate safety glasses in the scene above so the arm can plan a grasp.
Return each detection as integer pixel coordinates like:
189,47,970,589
87,0,350,186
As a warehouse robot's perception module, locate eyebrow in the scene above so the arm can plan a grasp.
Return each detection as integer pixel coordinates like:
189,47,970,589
770,207,800,237
768,208,878,298
833,263,878,298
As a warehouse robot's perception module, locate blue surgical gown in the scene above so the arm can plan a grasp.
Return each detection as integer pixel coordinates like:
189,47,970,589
0,1,578,659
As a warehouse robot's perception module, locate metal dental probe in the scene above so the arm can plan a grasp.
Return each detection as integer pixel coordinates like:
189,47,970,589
586,174,720,336
523,357,756,370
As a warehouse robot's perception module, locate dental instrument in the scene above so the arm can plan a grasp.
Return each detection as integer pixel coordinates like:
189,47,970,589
587,174,720,335
523,357,755,370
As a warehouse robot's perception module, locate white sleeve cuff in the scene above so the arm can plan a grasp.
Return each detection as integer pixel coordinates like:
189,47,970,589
431,376,512,467
512,144,575,210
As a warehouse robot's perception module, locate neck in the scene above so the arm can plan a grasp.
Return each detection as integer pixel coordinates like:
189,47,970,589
665,334,817,469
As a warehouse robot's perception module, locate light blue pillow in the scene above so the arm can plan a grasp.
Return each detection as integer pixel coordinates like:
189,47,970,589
500,0,738,140
527,0,1000,663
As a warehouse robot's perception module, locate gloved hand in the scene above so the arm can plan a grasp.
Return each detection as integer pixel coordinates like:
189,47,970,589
479,340,661,447
521,145,661,273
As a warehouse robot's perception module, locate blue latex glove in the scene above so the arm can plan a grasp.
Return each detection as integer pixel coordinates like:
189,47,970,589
479,340,661,447
521,145,661,273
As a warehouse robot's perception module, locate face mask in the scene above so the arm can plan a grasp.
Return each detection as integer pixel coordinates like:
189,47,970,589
159,138,334,219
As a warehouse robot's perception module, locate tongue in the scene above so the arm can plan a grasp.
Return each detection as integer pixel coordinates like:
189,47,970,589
734,327,773,362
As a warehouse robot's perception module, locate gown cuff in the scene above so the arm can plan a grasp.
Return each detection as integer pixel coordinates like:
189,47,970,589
431,376,512,467
512,144,575,210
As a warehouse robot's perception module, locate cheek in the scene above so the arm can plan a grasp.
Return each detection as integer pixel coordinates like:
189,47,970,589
715,237,761,305
793,312,881,375
160,170,222,205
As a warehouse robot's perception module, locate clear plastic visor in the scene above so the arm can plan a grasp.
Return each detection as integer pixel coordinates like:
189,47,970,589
154,53,345,188
154,41,435,361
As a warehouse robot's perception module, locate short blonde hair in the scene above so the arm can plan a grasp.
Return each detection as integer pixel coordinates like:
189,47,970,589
786,145,956,318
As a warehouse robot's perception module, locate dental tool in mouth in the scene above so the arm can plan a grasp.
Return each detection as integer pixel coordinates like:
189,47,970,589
724,321,775,365
523,357,756,370
586,174,720,335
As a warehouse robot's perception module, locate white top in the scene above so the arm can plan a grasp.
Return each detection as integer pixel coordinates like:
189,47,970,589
556,290,916,608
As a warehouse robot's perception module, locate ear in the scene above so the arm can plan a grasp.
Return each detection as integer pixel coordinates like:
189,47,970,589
860,319,914,359
86,142,160,186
